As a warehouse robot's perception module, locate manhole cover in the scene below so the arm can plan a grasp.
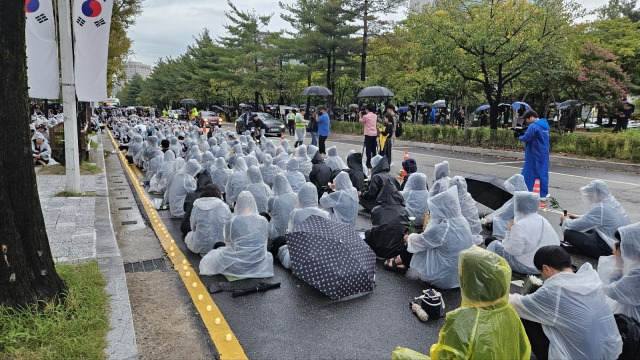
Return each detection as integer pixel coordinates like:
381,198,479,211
121,220,138,225
124,258,169,273
118,207,133,210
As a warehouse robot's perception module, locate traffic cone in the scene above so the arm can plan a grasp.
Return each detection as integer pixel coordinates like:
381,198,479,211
533,179,546,208
400,150,409,179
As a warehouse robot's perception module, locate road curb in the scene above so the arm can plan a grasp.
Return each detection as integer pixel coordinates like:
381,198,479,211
330,133,640,174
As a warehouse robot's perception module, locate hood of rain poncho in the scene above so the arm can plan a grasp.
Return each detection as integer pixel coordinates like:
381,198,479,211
232,144,243,155
311,152,324,165
182,159,202,176
319,172,358,226
347,152,363,172
459,246,511,307
429,178,450,197
164,149,176,161
580,180,611,208
513,191,540,222
263,154,274,166
504,174,528,194
234,157,248,172
286,158,300,172
326,146,347,171
33,132,46,141
620,223,640,264
235,191,258,215
333,171,352,191
203,151,215,163
405,172,427,191
307,145,318,158
297,182,319,208
371,155,390,175
376,179,405,206
265,140,277,157
247,166,264,184
133,134,143,144
272,173,294,196
402,173,429,225
434,161,450,181
244,156,258,168
208,138,217,147
185,145,202,162
297,145,308,158
147,135,158,146
429,186,462,220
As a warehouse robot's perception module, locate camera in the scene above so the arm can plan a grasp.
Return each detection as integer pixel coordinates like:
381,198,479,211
512,126,527,138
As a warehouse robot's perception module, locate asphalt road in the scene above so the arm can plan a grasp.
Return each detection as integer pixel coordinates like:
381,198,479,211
135,133,640,360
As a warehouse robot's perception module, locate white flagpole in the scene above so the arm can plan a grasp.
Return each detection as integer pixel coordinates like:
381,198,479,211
57,0,82,193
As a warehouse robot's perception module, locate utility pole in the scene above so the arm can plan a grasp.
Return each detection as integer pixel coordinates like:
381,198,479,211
57,0,82,193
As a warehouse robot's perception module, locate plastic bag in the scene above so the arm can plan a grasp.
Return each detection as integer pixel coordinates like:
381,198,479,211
391,347,431,360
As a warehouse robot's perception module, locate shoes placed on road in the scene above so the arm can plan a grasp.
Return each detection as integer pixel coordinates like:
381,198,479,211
540,194,550,202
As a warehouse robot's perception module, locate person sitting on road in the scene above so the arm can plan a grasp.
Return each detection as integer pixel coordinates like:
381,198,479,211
227,144,243,169
484,174,529,243
561,180,630,259
185,185,231,254
273,146,289,170
210,157,232,196
146,150,164,182
429,160,451,197
387,186,473,290
32,132,51,166
451,176,483,245
267,173,297,241
294,145,312,181
598,222,640,323
285,158,306,193
149,150,175,193
225,157,249,209
364,179,410,259
430,246,531,360
259,154,280,188
487,191,560,274
340,151,366,192
126,134,144,164
400,158,418,191
199,191,274,279
359,155,399,212
402,173,429,230
319,171,359,227
168,159,201,218
310,150,332,199
243,166,272,214
326,146,347,172
509,246,623,360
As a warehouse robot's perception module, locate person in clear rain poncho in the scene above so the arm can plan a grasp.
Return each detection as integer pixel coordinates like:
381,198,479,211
289,182,331,231
225,157,248,208
244,155,258,168
149,150,175,193
450,176,483,245
295,145,312,181
598,222,640,322
360,155,399,212
168,136,183,158
163,157,185,205
274,146,289,170
259,154,280,188
185,185,231,254
243,166,272,213
509,246,622,360
146,150,164,181
388,186,473,289
326,146,347,172
168,159,201,218
320,171,359,227
561,180,630,258
488,191,560,275
429,160,451,198
285,158,306,193
184,142,202,162
227,144,243,169
431,246,531,360
267,173,297,240
199,191,274,278
402,173,429,229
485,174,528,241
126,134,144,164
210,157,232,193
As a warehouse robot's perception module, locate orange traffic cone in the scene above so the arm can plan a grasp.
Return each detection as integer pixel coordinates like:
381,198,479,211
533,179,546,208
400,150,409,179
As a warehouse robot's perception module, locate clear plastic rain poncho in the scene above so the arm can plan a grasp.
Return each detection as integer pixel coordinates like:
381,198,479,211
326,146,347,171
264,140,277,157
244,155,258,168
141,135,160,163
185,143,202,162
319,172,359,227
168,137,183,158
486,174,528,240
431,246,531,359
210,157,232,192
243,166,272,213
406,186,473,289
149,150,175,193
128,134,144,159
280,139,293,154
163,157,185,204
201,151,216,174
598,222,640,322
451,176,483,245
274,146,289,170
267,174,298,239
510,262,623,360
168,159,201,218
562,180,630,249
307,145,318,159
288,182,330,231
285,158,306,193
225,157,249,207
402,173,429,228
199,191,274,278
259,154,280,188
434,160,450,181
185,196,231,254
227,144,243,168
146,150,165,181
428,177,450,198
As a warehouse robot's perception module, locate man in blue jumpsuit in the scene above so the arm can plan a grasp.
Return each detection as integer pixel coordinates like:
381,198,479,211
518,110,550,198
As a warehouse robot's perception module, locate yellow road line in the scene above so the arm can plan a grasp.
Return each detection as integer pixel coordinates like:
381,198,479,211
107,130,248,360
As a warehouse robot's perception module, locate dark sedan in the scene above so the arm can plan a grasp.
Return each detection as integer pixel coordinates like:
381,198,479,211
235,112,285,137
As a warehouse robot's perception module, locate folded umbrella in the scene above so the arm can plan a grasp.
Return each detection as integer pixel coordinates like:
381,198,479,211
286,215,376,300
232,282,281,297
465,174,512,210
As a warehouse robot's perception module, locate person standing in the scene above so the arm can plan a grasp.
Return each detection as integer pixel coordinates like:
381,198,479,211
316,105,330,155
379,113,394,165
286,110,296,136
518,110,550,199
294,108,307,147
360,104,378,170
308,108,319,147
480,110,488,127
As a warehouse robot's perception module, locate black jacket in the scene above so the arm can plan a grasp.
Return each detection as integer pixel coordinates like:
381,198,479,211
309,152,332,198
359,157,399,212
364,180,409,258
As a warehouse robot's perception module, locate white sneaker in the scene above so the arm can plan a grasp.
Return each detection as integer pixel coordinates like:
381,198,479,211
541,194,550,201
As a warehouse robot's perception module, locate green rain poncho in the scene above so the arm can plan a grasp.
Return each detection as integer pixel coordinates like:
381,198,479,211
430,246,531,360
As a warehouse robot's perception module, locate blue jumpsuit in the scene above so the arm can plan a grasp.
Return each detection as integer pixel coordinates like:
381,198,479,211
519,118,550,197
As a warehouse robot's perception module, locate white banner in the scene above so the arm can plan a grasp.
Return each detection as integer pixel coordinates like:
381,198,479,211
72,0,114,101
26,0,60,99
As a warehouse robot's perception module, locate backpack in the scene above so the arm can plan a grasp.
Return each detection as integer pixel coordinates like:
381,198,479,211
395,120,403,138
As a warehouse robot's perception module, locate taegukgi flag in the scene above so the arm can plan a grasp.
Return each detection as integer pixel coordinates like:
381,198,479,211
72,0,114,101
25,0,60,99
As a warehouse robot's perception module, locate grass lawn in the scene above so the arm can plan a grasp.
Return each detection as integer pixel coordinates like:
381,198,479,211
0,262,110,360
36,161,101,176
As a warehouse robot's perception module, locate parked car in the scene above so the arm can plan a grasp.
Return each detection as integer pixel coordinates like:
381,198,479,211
168,110,181,120
200,111,223,128
235,112,285,137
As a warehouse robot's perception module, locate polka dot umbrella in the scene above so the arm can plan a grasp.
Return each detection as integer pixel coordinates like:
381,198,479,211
286,215,376,300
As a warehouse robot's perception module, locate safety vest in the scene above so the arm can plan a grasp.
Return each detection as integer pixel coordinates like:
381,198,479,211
287,113,295,122
295,113,306,129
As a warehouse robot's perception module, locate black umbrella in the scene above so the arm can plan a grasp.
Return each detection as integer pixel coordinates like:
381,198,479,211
301,86,333,96
286,215,376,300
357,86,394,98
180,98,197,105
210,105,224,111
465,174,513,210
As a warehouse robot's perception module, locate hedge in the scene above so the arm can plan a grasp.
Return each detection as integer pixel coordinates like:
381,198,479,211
330,121,640,163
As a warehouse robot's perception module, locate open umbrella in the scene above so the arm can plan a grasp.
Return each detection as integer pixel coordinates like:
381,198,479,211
180,98,197,105
465,174,513,210
497,103,511,108
286,215,376,300
433,100,447,108
398,106,409,114
349,104,359,109
301,86,333,96
357,86,394,98
475,104,490,112
210,105,224,111
558,100,582,110
511,101,531,110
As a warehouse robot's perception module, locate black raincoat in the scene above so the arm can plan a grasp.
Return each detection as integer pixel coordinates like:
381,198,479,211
364,180,410,259
309,152,332,199
331,152,366,192
359,156,399,212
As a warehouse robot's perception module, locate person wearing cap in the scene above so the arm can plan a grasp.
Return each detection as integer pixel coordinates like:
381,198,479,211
400,158,417,190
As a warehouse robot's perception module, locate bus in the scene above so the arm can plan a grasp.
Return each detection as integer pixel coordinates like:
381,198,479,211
104,98,120,107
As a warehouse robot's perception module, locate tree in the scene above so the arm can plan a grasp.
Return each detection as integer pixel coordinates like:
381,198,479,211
124,73,144,105
107,0,142,95
0,1,67,308
598,0,640,22
407,0,580,129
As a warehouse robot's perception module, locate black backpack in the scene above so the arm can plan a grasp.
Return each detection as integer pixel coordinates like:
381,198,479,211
395,120,403,138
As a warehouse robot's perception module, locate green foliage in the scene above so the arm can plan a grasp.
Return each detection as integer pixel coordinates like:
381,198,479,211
0,262,109,359
107,0,142,95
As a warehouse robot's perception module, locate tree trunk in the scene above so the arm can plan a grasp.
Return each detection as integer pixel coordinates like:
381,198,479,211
0,1,67,308
360,0,368,82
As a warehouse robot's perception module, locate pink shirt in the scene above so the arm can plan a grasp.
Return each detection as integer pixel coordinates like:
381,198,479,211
360,112,378,136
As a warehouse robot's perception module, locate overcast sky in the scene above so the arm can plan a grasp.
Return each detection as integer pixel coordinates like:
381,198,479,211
126,0,608,66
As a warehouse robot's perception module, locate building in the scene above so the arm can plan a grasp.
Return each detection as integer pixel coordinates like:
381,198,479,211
125,61,152,81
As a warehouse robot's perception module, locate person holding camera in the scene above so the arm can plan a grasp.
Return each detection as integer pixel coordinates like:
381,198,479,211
359,104,378,171
518,110,550,199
